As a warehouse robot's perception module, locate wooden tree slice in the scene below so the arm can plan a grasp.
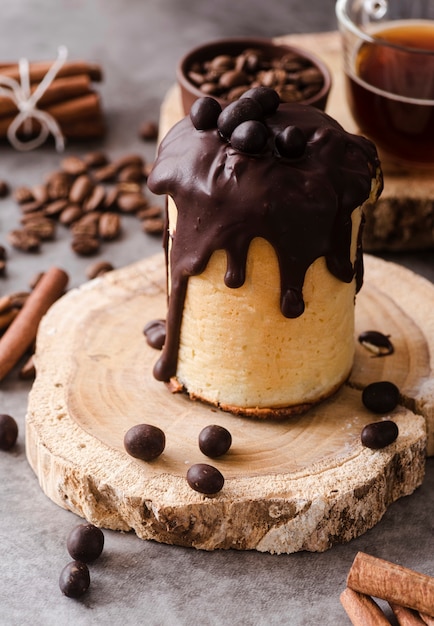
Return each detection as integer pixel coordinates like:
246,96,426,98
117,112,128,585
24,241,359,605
26,253,432,553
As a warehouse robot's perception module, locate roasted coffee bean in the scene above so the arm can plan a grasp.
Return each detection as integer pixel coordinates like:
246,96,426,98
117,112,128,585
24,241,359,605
230,120,268,154
0,260,6,276
217,97,263,139
59,204,83,225
358,330,394,357
275,125,307,159
124,424,166,461
20,210,45,225
0,414,18,450
114,154,144,171
44,198,68,217
69,175,94,204
362,381,400,414
14,186,34,204
219,69,249,89
98,212,121,240
20,199,44,214
61,155,87,176
71,215,99,238
93,163,118,182
0,180,10,198
139,120,158,141
116,181,142,195
186,463,224,495
83,150,108,168
24,216,56,241
361,420,399,449
117,164,144,183
117,192,148,213
190,96,222,130
143,319,166,350
67,523,104,563
199,425,232,458
86,260,114,280
142,217,165,235
8,229,40,252
31,183,49,205
83,184,106,212
71,235,100,256
0,245,6,261
59,561,90,598
103,186,119,210
45,171,72,200
136,205,162,220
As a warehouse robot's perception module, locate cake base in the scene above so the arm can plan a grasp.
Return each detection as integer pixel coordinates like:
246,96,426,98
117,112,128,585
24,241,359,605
26,254,434,553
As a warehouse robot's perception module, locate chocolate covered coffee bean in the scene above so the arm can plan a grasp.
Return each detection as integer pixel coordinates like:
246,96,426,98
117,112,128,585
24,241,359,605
187,463,224,494
124,423,166,461
362,381,400,414
59,561,90,598
0,413,18,450
67,523,104,563
358,330,394,357
361,420,399,449
199,425,232,458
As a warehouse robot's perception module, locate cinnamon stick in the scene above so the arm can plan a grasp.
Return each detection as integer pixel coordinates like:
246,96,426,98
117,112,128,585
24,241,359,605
0,267,68,381
347,552,434,617
0,60,102,83
340,588,390,625
390,603,427,626
0,74,92,117
0,93,103,138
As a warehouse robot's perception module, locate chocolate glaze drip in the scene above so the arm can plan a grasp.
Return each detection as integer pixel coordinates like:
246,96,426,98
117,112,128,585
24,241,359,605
147,102,382,382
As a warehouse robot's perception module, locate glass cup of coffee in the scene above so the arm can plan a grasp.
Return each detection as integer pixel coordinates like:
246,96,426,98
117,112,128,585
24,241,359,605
336,0,434,169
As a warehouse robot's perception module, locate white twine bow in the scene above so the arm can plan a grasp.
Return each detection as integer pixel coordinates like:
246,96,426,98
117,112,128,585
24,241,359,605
0,45,68,152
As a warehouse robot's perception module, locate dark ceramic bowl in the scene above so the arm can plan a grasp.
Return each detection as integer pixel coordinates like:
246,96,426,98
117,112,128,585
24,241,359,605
177,37,332,114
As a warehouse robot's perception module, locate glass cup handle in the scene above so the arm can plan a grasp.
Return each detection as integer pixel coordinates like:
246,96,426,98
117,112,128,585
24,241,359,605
363,0,388,20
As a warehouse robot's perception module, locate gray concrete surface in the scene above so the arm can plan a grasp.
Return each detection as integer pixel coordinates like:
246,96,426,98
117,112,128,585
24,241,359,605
0,1,433,625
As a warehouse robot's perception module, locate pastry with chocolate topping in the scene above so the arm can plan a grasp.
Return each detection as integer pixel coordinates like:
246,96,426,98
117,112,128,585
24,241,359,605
147,87,382,418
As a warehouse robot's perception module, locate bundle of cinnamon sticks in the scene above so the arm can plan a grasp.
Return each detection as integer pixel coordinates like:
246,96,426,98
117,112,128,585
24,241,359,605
0,59,105,141
341,552,434,625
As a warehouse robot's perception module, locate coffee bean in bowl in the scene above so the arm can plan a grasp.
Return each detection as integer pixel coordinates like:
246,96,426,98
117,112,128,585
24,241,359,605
177,37,331,114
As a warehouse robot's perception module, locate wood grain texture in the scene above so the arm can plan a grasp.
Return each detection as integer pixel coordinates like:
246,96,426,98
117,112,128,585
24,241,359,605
159,31,434,252
25,254,432,553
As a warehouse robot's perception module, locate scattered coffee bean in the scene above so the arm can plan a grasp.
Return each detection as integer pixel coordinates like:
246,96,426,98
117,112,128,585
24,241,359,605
0,414,18,450
20,199,44,214
7,229,40,252
117,192,148,213
187,463,224,495
358,330,394,357
93,162,118,182
14,186,34,204
199,425,232,458
71,235,100,256
82,184,106,212
83,150,108,168
98,212,121,240
361,420,399,449
362,381,400,414
0,180,10,198
24,216,56,241
143,319,166,350
59,204,83,225
69,175,94,204
124,424,166,461
67,523,104,563
86,260,114,280
136,205,163,220
43,198,69,217
61,155,87,176
139,120,159,141
142,217,165,235
46,171,72,200
59,561,90,598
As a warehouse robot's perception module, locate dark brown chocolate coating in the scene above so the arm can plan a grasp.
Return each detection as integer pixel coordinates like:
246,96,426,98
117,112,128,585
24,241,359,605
147,100,382,383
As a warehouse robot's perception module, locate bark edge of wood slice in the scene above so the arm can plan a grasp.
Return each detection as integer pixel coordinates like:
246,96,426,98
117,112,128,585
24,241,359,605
25,253,433,553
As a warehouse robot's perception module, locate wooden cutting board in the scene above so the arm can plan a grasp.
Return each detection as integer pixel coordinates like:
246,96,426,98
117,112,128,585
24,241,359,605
159,31,434,252
26,253,434,553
